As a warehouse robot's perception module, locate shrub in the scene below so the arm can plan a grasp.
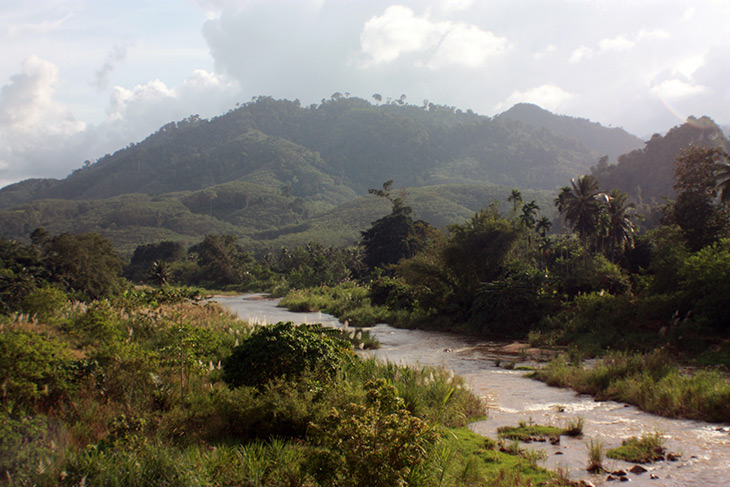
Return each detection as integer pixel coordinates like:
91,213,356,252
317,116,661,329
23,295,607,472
0,329,74,409
222,322,351,389
20,285,68,320
306,379,439,487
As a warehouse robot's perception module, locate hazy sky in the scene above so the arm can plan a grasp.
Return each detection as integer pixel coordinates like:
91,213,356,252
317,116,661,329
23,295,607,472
1,0,729,187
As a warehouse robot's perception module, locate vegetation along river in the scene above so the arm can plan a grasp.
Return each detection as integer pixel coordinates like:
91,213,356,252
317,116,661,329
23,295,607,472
215,294,730,487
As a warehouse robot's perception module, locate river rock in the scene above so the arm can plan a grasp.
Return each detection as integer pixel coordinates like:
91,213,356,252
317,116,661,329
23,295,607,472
629,465,648,474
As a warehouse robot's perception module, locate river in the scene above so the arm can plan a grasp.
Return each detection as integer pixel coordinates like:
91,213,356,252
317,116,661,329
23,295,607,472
214,294,730,487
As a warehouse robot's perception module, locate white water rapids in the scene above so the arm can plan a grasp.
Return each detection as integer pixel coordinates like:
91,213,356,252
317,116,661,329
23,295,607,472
215,294,730,487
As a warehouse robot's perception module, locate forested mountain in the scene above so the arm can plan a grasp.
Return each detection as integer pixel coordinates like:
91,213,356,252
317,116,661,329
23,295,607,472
591,116,729,204
0,97,602,208
0,95,695,254
496,103,644,162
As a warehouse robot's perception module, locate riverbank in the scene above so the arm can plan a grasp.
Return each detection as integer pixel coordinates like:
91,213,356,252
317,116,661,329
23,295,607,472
219,293,730,486
277,284,730,425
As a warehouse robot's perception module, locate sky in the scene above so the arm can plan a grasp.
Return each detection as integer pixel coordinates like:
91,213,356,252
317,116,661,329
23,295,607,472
1,0,729,188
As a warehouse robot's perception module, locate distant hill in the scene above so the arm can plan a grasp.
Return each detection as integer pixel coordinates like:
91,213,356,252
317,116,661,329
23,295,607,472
496,103,644,162
0,96,660,254
591,116,729,205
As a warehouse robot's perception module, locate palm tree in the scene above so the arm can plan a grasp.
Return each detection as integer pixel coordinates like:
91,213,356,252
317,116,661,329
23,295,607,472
717,157,730,205
148,260,171,287
602,189,637,260
554,175,602,248
520,200,539,229
508,189,523,216
535,216,552,238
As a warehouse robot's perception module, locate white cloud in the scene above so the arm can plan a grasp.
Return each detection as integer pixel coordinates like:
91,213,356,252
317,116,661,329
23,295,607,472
637,28,669,41
675,53,706,78
599,36,635,52
360,6,444,65
360,5,508,69
652,79,708,99
428,24,508,69
0,56,84,136
6,13,72,38
438,0,474,13
534,44,557,60
683,6,696,20
569,45,593,63
0,58,240,184
495,84,576,112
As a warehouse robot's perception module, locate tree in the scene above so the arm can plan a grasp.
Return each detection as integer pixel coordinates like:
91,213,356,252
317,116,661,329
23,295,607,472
361,181,429,271
189,234,251,286
535,216,552,238
126,241,185,282
42,233,124,299
442,206,521,303
507,189,523,216
715,156,730,205
555,175,602,247
601,189,637,261
670,146,730,250
147,260,171,287
519,200,540,229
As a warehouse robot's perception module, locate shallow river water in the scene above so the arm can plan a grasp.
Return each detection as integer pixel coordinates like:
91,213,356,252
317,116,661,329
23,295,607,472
215,294,730,487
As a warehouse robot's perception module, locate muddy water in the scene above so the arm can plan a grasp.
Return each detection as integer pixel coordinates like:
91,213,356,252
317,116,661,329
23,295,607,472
215,295,730,487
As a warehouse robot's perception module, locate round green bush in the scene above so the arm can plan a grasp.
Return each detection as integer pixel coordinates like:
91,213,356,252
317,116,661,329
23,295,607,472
222,322,350,388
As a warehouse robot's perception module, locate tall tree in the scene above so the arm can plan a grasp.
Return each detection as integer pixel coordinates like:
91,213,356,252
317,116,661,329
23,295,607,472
670,146,730,250
716,156,730,205
519,200,540,229
43,233,124,299
554,175,602,247
602,189,637,260
535,216,552,238
362,181,428,271
508,189,523,216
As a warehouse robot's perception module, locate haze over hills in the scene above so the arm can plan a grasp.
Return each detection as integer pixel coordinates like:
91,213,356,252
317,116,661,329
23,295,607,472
0,96,725,255
591,116,729,205
496,103,644,162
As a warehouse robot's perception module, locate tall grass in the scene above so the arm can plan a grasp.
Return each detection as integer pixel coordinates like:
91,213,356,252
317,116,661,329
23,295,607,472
532,351,730,422
279,283,398,327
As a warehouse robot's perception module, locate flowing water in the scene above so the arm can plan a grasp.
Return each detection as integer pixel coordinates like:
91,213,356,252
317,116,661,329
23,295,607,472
215,294,730,486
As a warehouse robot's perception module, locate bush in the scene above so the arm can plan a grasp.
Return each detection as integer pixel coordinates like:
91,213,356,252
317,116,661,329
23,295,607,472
20,285,68,320
0,329,74,409
306,379,439,487
222,322,351,389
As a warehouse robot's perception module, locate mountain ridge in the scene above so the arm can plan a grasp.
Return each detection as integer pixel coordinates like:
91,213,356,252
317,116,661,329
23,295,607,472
1,97,721,254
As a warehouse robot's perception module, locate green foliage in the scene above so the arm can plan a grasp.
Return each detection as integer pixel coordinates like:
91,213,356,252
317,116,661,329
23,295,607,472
497,421,564,442
223,322,350,389
271,242,363,288
586,438,605,473
306,378,439,487
280,283,396,327
0,328,74,408
126,240,185,282
533,351,730,422
0,409,54,483
606,432,666,463
677,238,730,332
42,232,125,299
20,284,68,320
668,145,730,250
592,116,728,204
